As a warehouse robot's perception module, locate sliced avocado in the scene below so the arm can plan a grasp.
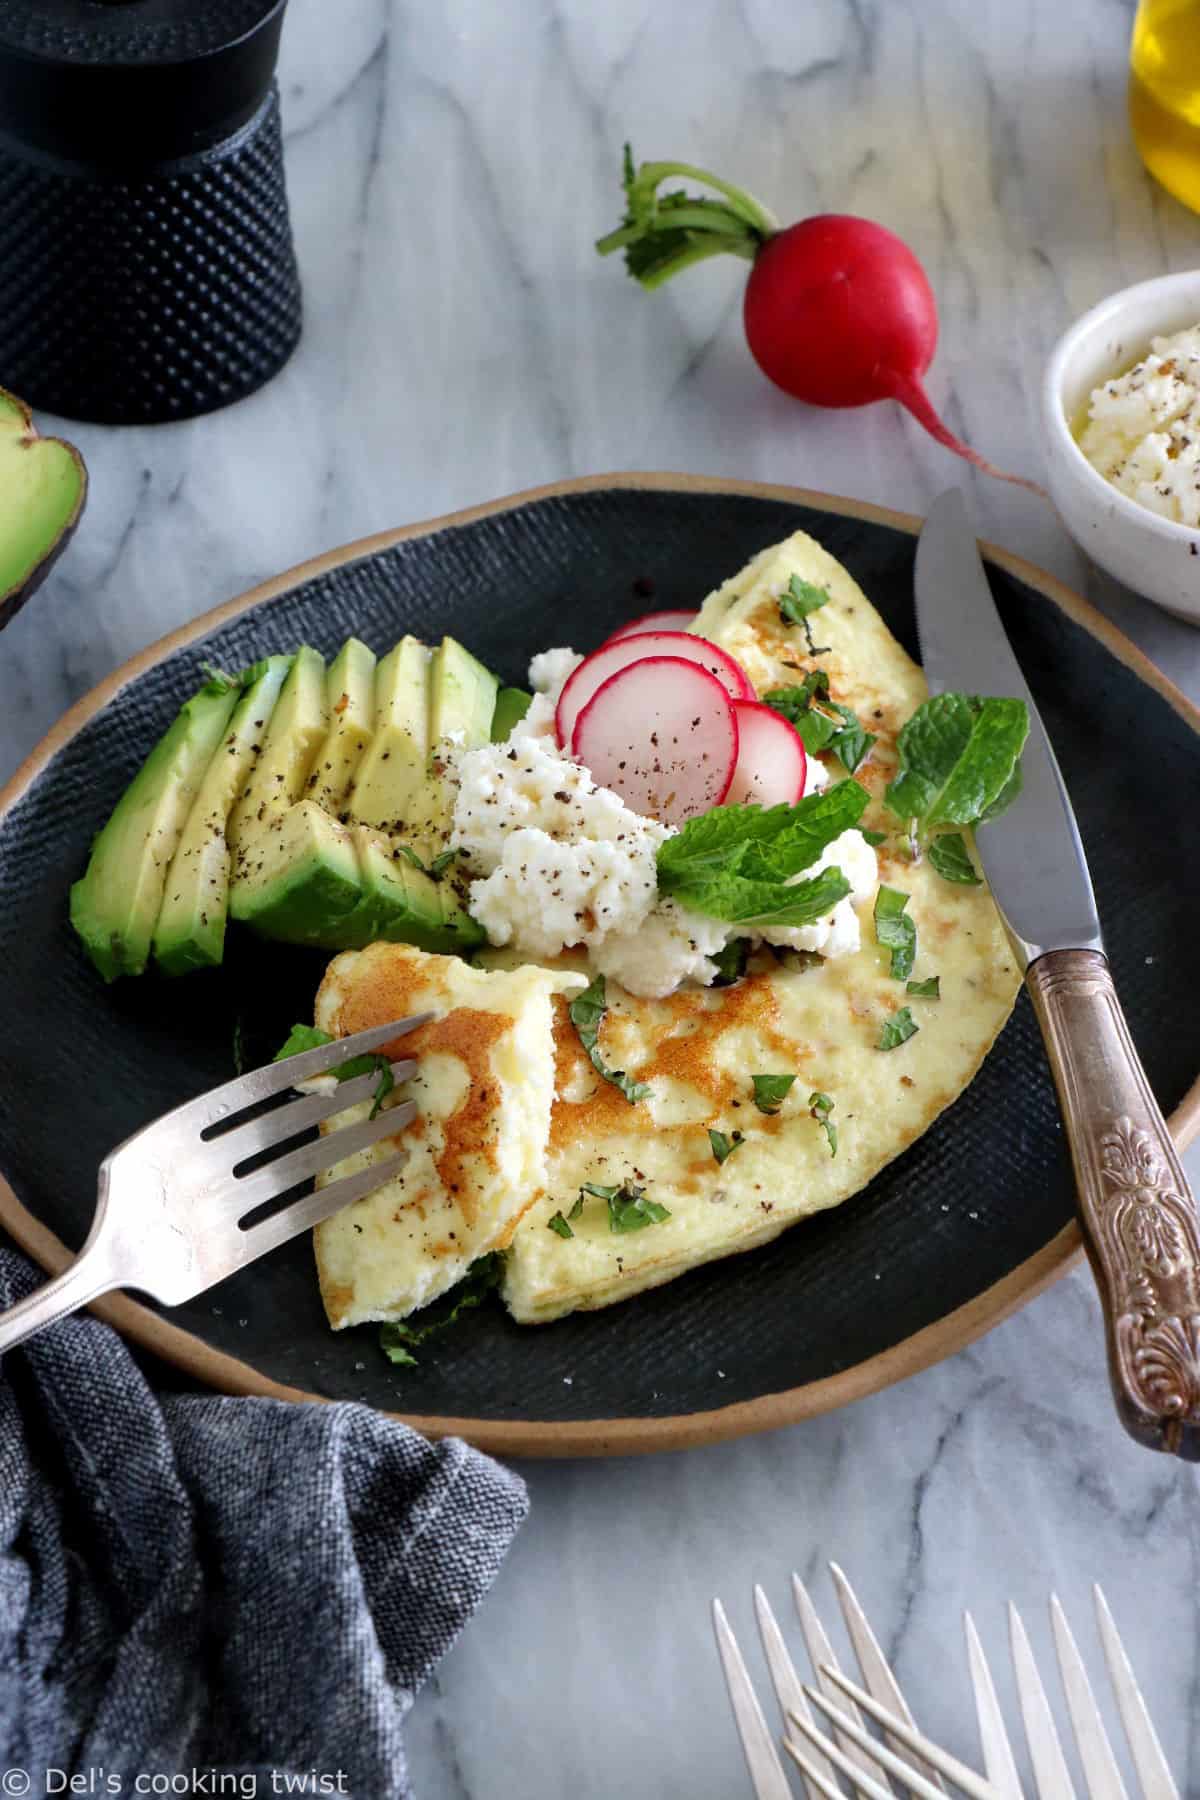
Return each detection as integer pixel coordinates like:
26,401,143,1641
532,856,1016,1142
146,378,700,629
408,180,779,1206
0,388,87,631
70,674,241,981
306,637,377,814
152,655,293,976
355,829,485,955
407,636,501,847
230,800,363,946
346,635,430,834
227,644,328,849
490,686,532,741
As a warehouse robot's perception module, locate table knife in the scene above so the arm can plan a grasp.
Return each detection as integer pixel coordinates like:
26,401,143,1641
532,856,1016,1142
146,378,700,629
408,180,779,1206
913,488,1200,1459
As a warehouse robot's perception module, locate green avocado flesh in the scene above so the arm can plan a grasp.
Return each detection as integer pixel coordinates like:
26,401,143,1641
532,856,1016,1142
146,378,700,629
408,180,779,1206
71,631,504,979
491,686,532,741
151,655,293,976
230,802,483,954
0,390,86,611
70,676,242,981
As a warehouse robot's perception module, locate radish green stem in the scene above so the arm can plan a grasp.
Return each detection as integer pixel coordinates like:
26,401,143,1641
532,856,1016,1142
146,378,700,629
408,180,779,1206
595,145,776,289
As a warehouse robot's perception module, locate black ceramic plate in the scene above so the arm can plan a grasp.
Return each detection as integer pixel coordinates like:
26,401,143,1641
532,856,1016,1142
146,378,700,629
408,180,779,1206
3,476,1199,1456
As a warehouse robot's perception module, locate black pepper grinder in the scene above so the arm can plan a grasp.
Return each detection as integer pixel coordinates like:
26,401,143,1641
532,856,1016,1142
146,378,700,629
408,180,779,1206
0,0,302,425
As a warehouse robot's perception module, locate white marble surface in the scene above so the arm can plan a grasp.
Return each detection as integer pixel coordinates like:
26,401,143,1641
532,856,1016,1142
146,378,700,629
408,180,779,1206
5,0,1200,1793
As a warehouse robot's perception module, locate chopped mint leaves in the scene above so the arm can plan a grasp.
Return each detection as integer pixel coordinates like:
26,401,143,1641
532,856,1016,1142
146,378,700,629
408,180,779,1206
708,1128,745,1165
763,674,876,774
927,832,982,885
569,976,652,1105
778,574,832,655
396,844,462,881
862,829,887,847
656,785,867,927
874,885,916,982
379,1253,504,1366
809,1091,837,1157
752,1073,796,1115
885,694,1028,834
878,1008,919,1051
906,976,941,999
575,1179,670,1232
711,936,751,987
273,1023,395,1118
567,1193,586,1221
547,1211,574,1239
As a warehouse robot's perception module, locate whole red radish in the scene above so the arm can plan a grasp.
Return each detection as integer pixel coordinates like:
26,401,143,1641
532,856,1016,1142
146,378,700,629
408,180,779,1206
596,150,1041,493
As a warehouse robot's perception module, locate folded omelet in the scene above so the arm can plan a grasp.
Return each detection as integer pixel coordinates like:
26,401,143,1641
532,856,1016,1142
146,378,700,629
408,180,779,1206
312,942,586,1326
501,531,1022,1323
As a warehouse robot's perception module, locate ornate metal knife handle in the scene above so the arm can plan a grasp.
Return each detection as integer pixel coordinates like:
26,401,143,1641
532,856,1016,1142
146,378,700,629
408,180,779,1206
1027,949,1200,1458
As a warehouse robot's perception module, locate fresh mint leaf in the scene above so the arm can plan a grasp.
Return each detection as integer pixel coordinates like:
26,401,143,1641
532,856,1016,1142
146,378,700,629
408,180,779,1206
581,1181,621,1201
885,694,1028,832
878,1008,919,1051
711,936,751,987
273,1024,334,1060
874,885,916,982
927,833,981,885
569,976,652,1105
906,976,941,998
567,1192,586,1220
708,1128,745,1165
779,574,832,654
396,844,426,872
752,1073,796,1115
379,1253,504,1365
547,1210,574,1239
862,829,886,846
606,1184,671,1232
764,678,875,773
670,864,851,931
658,784,867,880
808,1091,837,1157
274,1023,394,1116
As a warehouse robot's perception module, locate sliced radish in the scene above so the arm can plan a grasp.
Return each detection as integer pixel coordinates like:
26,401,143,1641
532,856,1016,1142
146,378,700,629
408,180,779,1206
605,608,698,642
725,701,808,806
556,630,753,749
572,656,738,825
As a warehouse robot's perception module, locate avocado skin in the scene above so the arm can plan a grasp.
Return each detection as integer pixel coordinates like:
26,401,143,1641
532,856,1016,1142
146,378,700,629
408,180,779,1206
152,655,294,977
70,677,241,981
490,686,532,741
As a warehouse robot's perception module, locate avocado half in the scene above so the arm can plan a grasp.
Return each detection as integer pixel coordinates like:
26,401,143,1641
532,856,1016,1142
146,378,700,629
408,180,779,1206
0,387,87,629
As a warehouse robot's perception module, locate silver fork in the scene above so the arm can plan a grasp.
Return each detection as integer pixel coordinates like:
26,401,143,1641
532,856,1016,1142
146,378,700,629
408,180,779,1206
713,1566,1178,1800
0,1015,427,1354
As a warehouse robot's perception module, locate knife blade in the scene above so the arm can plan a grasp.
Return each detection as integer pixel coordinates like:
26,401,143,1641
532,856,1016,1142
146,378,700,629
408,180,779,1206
913,489,1200,1461
912,488,1103,966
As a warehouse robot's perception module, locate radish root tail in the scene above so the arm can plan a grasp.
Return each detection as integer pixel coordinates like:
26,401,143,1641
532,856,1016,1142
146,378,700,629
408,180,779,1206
889,374,1049,501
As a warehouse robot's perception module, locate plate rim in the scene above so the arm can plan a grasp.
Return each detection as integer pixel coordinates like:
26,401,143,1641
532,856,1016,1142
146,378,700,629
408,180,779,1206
3,470,1198,1458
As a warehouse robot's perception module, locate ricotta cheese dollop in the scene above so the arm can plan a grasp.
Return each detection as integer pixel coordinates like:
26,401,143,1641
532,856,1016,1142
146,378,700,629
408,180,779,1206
1078,326,1200,527
449,647,876,996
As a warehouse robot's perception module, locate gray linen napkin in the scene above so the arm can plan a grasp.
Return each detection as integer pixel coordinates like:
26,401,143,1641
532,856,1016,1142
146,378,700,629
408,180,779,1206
0,1245,526,1800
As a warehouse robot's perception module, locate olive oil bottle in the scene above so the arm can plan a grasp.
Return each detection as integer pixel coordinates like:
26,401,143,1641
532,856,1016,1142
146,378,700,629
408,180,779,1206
1130,0,1200,213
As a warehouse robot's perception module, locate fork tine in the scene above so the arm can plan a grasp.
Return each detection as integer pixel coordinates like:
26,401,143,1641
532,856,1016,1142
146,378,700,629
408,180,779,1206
213,1059,418,1154
1050,1596,1128,1800
227,1100,417,1217
829,1562,945,1790
785,1704,894,1800
182,1015,431,1133
711,1600,794,1800
965,1612,1024,1800
234,1143,412,1260
822,1665,1005,1800
803,1687,998,1800
1093,1587,1179,1800
1010,1602,1079,1800
754,1586,836,1799
792,1573,889,1790
780,1737,847,1800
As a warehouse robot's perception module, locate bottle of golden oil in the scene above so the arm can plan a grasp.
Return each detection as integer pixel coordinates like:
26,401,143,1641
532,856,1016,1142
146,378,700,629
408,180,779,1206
1130,0,1200,212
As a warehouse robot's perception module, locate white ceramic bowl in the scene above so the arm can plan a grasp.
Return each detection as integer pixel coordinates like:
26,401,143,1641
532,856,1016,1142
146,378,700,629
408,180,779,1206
1042,270,1200,623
